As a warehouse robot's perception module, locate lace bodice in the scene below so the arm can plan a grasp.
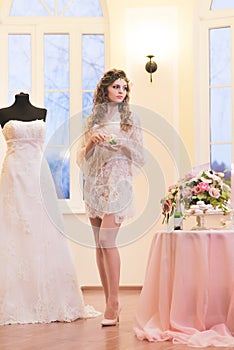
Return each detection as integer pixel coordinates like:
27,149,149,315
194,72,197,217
2,119,45,144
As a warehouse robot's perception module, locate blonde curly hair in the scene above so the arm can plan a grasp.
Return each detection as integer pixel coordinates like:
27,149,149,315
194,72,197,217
88,69,133,132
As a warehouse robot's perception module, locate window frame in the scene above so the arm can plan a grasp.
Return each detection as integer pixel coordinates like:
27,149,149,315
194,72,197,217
0,0,108,214
195,0,234,167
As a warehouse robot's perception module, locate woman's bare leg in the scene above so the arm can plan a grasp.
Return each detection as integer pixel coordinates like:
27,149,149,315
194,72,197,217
98,214,121,320
89,217,109,303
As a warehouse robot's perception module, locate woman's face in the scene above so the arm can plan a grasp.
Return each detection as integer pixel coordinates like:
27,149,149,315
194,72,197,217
107,78,128,103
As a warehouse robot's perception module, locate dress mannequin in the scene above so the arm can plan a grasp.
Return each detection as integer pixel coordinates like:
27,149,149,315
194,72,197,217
0,92,47,128
0,91,100,324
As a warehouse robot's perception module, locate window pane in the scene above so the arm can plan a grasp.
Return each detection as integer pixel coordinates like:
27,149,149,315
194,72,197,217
210,0,234,10
8,34,31,91
10,0,103,16
8,92,16,105
82,92,93,121
210,144,232,180
82,35,105,90
44,32,70,201
44,92,70,145
42,0,55,15
10,0,49,16
63,0,102,17
210,87,232,143
209,27,231,86
44,34,69,90
45,147,70,199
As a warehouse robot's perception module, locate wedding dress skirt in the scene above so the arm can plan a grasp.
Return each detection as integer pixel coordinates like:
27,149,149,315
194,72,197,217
0,119,97,325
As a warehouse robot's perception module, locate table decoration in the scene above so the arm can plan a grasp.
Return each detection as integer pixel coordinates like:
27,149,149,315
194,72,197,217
184,201,228,230
161,169,230,226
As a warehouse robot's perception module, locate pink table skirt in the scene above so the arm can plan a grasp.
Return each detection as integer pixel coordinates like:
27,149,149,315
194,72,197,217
134,230,234,347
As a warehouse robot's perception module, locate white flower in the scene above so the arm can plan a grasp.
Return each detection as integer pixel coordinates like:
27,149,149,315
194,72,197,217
205,170,213,178
217,172,224,178
205,170,221,182
200,177,212,183
213,175,221,181
106,133,117,142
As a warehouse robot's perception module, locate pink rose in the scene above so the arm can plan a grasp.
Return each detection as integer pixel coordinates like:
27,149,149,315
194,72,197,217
193,185,202,195
209,188,220,199
198,182,210,192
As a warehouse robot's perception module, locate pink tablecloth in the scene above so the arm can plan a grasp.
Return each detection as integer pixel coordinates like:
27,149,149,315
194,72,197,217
134,230,234,347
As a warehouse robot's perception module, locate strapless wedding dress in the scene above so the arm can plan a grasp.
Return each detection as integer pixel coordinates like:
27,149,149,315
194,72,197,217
0,119,98,325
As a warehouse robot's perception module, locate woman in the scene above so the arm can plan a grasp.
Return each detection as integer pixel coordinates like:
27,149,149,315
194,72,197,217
77,69,145,326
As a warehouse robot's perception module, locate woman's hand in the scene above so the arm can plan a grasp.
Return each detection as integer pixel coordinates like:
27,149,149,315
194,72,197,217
85,132,107,159
90,132,107,145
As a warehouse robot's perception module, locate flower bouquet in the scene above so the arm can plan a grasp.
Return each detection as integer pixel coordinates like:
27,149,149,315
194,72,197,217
161,169,230,224
106,133,117,145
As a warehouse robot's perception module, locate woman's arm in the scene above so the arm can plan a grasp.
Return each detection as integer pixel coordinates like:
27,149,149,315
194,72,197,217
119,113,146,167
76,118,108,172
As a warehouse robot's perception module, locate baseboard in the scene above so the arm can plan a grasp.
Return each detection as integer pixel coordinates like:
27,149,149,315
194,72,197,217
81,285,142,291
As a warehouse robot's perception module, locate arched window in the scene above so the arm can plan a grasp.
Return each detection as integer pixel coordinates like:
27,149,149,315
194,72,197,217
0,0,107,212
10,0,103,16
196,0,234,179
210,0,234,10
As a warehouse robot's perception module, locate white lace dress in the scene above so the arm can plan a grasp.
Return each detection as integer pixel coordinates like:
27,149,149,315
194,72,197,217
0,119,99,325
77,112,145,224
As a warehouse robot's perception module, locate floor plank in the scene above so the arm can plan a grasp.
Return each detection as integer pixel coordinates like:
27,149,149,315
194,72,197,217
0,289,229,350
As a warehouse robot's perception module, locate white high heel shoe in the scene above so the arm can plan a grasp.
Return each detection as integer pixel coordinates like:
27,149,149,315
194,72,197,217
101,308,120,327
101,315,119,327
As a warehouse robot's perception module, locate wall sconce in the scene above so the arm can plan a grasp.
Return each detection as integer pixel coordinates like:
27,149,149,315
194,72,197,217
145,55,157,82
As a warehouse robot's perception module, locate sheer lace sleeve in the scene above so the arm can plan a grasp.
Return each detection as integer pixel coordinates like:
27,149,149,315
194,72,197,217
76,118,93,175
125,113,146,172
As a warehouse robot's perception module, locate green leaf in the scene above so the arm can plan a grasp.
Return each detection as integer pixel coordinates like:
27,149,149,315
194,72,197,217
109,139,117,145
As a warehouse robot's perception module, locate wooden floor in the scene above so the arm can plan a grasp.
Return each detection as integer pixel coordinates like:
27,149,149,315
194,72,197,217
0,289,224,350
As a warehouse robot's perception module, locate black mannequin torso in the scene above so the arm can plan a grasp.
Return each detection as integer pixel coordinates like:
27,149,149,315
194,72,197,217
0,92,47,128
